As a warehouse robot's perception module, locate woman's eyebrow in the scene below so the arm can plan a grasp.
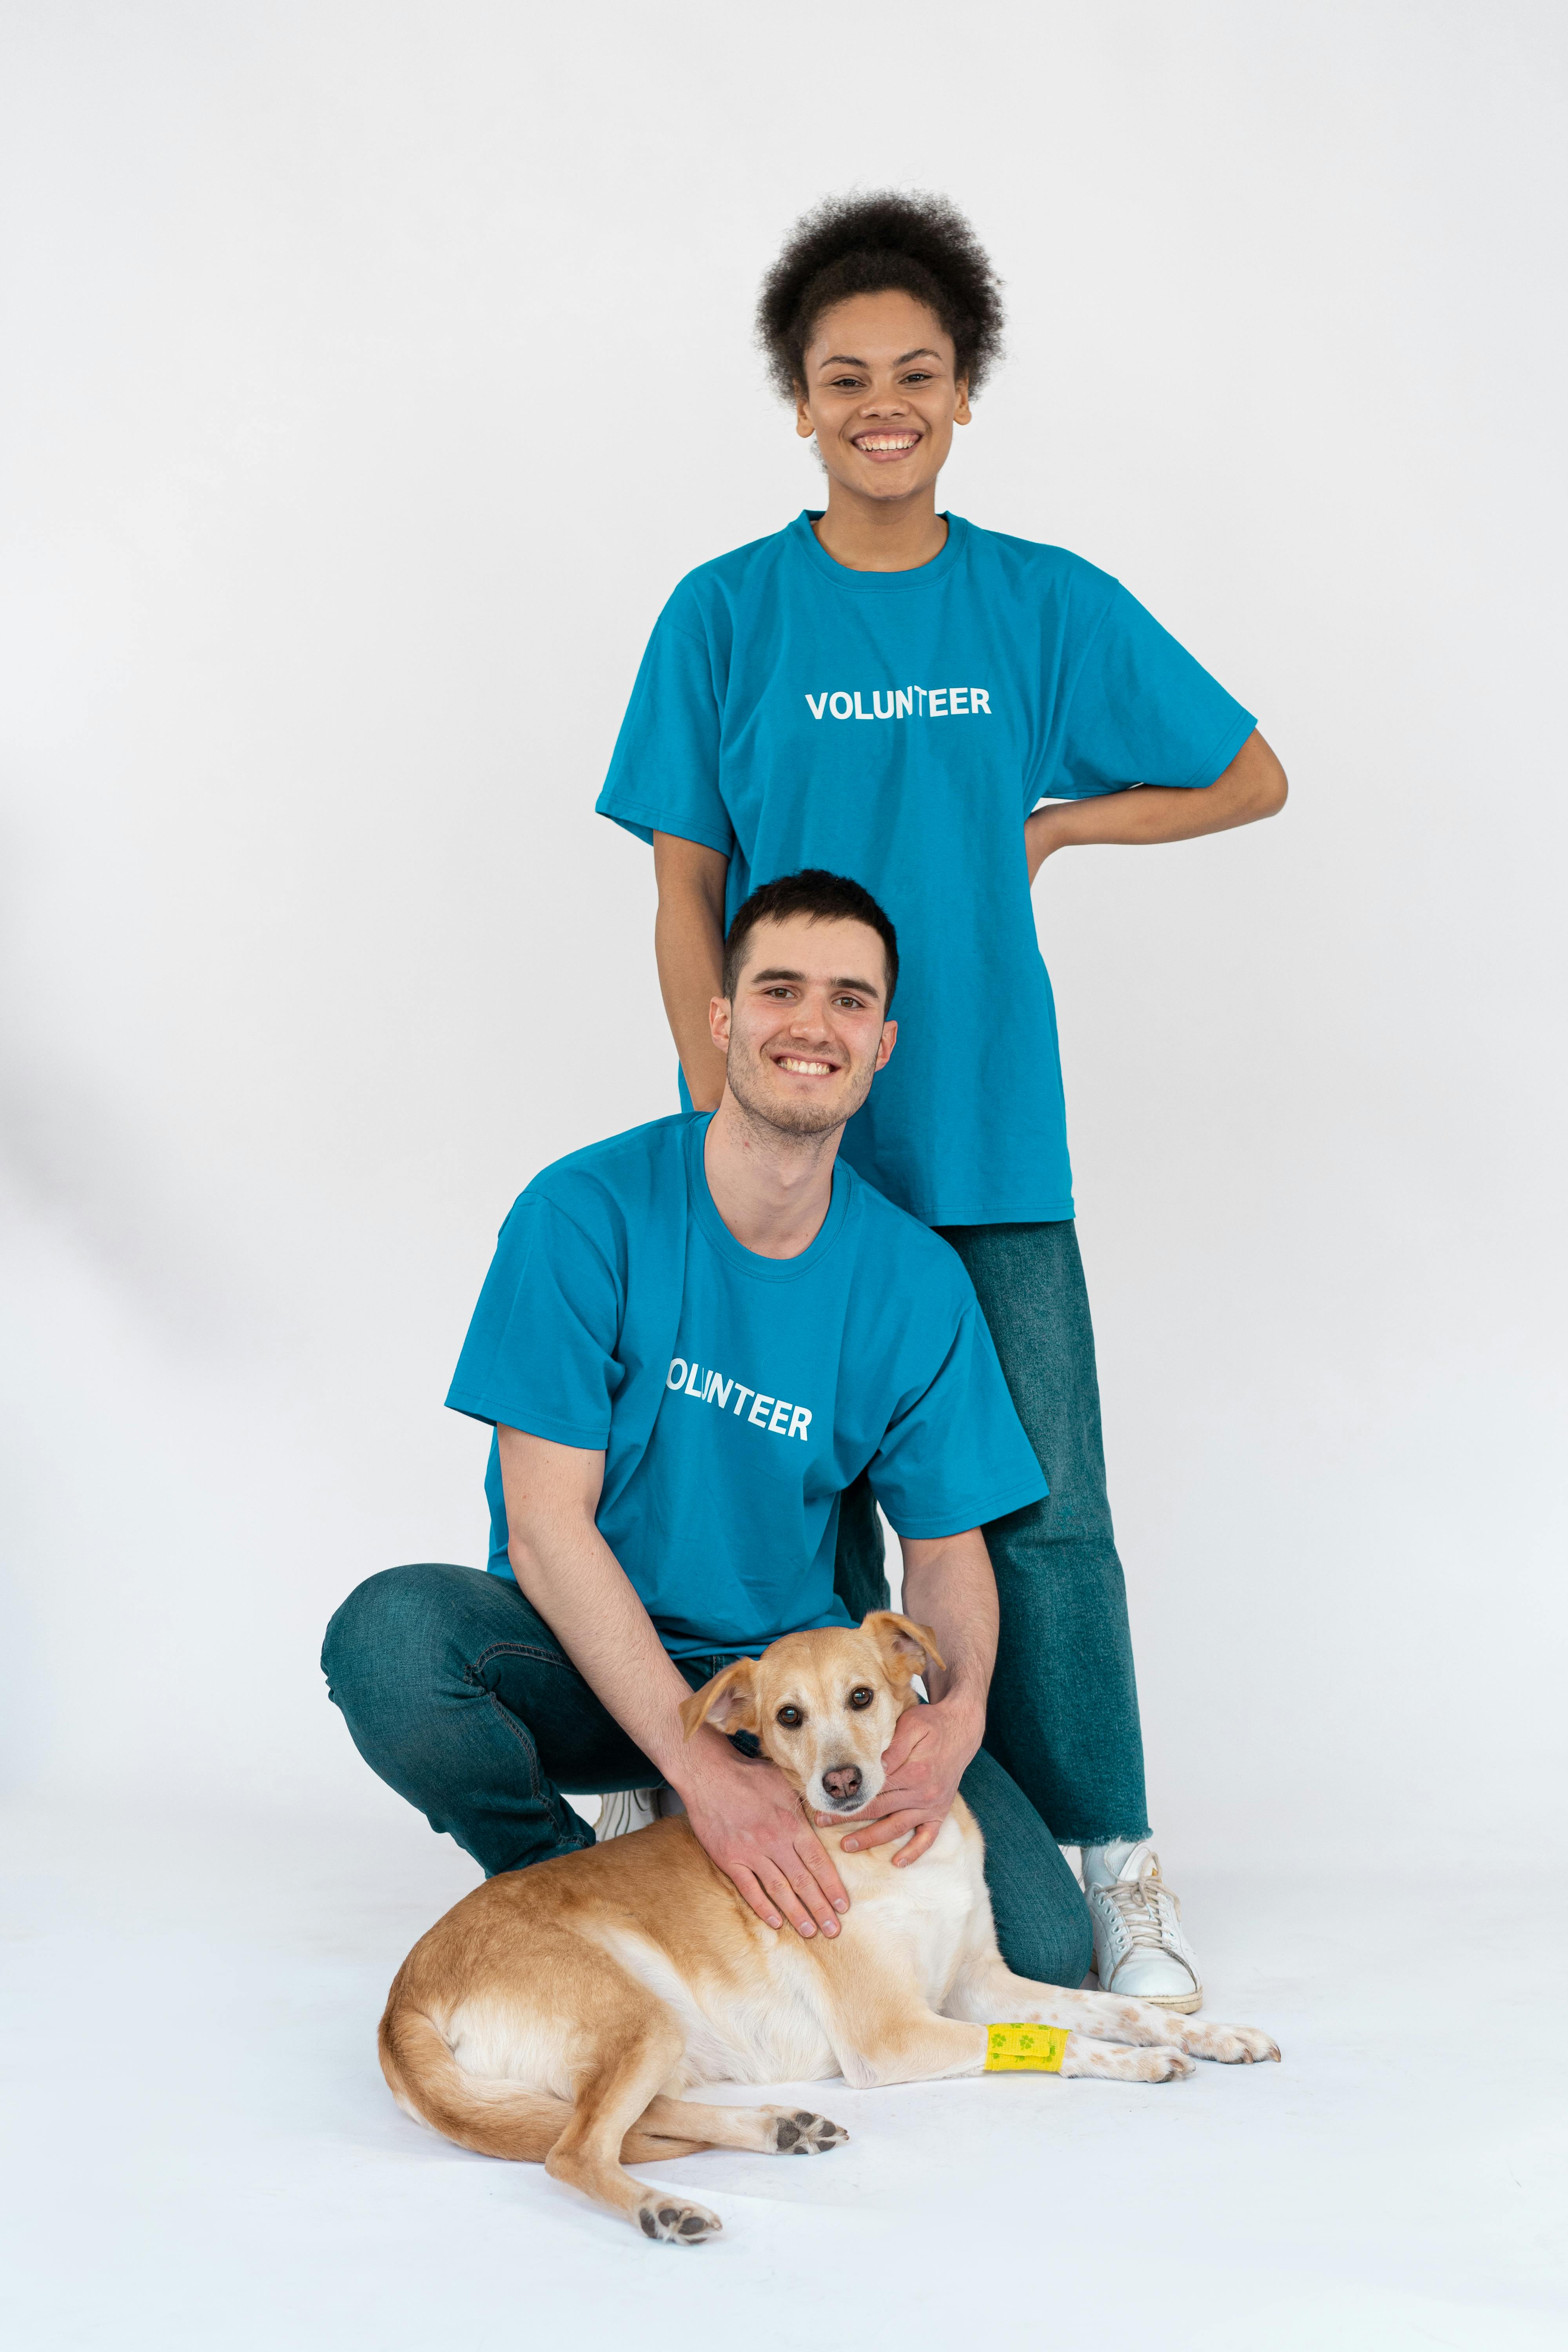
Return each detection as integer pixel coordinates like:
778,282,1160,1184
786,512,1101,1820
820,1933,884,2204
817,347,942,369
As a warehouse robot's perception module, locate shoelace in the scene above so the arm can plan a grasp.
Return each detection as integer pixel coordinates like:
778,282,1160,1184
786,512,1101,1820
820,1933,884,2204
1098,1869,1183,1956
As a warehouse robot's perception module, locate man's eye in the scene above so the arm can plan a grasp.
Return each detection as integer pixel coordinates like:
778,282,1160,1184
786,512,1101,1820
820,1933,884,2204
776,1706,804,1728
848,1688,874,1711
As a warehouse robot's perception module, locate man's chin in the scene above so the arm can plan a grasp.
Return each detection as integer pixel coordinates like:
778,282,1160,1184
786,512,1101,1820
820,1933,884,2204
728,1067,867,1138
758,1095,850,1138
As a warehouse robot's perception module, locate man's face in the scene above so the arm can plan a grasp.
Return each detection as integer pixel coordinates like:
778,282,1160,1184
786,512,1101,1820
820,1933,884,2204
795,288,970,508
710,912,896,1138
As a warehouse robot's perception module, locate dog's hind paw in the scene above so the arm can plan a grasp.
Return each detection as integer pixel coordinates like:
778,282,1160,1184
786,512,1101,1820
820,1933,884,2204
769,2107,849,2155
637,2198,722,2244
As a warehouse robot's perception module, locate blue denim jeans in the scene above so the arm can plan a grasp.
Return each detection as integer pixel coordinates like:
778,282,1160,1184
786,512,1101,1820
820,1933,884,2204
834,1220,1151,1850
323,1562,1093,1987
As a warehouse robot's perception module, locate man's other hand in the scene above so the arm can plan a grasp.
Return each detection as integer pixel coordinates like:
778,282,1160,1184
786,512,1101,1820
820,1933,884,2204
816,1693,982,1867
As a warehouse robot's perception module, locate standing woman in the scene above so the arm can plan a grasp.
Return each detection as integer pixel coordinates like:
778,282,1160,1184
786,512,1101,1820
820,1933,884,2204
595,193,1286,2009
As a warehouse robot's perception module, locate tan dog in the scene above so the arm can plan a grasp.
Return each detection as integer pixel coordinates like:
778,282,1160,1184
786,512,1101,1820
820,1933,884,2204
379,1612,1279,2241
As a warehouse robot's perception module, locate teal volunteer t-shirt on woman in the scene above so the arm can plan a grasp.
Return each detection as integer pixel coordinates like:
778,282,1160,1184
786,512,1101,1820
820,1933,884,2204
595,512,1255,1227
446,1112,1045,1657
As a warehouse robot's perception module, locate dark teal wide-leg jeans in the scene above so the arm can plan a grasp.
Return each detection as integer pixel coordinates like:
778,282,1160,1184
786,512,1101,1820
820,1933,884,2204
834,1220,1151,1852
323,1563,1092,1987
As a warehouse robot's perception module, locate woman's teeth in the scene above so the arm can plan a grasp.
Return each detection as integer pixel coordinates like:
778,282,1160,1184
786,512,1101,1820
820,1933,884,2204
855,434,917,452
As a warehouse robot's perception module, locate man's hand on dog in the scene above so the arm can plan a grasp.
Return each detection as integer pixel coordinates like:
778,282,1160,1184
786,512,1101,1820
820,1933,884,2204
680,1733,850,1938
817,1694,984,1866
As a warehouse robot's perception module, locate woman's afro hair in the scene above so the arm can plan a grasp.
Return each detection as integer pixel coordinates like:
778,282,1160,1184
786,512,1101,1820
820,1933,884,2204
757,190,1004,401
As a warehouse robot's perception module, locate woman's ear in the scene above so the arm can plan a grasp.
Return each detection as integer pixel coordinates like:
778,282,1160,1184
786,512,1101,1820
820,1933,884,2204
862,1610,946,1682
679,1657,760,1740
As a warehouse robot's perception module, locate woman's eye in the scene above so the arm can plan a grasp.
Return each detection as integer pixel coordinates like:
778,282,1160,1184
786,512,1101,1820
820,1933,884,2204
848,1688,874,1711
776,1706,803,1728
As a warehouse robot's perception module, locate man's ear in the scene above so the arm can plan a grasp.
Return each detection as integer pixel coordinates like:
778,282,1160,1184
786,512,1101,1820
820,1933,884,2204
862,1610,946,1682
679,1657,760,1741
708,994,732,1054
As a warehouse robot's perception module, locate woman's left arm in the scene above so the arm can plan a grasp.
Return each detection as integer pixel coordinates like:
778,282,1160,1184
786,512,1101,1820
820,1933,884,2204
1026,728,1287,884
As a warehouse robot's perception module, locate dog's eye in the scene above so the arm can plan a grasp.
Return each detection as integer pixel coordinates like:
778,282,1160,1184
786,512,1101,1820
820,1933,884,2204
775,1706,804,1728
848,1687,874,1710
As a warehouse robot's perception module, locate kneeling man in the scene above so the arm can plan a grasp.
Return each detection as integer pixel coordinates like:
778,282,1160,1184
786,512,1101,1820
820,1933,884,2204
324,870,1093,1982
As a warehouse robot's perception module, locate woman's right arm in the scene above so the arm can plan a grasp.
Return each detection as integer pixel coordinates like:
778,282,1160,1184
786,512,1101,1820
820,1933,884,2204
652,832,730,1112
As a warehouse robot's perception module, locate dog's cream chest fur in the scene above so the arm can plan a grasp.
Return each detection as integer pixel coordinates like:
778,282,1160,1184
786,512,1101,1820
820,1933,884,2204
833,1810,985,2008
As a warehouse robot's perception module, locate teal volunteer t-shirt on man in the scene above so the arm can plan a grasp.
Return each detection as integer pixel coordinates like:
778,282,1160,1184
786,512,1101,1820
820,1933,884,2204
447,1108,1044,1655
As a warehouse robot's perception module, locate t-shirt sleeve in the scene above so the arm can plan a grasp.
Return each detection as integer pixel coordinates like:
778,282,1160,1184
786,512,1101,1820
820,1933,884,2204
867,1294,1047,1540
445,1196,624,1449
1048,582,1256,800
594,593,735,857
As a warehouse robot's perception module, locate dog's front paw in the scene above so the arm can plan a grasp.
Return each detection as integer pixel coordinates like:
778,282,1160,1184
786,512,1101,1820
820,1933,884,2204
1126,2045,1196,2082
1067,2039,1196,2082
770,2107,849,2154
637,2197,722,2244
1177,2020,1281,2065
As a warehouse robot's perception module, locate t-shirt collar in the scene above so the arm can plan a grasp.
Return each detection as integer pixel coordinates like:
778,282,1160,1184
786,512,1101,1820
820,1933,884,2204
788,509,967,592
685,1112,853,1281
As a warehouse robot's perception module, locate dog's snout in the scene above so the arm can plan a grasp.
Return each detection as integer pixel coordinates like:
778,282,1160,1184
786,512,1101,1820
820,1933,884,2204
822,1764,862,1804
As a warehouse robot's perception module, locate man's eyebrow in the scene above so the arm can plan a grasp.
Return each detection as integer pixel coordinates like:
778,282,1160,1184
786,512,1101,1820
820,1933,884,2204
749,965,884,1000
818,348,942,370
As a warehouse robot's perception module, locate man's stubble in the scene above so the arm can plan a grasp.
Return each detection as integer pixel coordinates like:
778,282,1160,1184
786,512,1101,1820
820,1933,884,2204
722,1046,875,1147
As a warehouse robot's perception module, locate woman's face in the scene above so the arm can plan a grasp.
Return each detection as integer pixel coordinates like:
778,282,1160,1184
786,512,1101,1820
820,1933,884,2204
795,288,970,506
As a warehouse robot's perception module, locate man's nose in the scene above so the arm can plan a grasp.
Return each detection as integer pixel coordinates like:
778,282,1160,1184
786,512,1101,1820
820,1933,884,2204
822,1763,862,1803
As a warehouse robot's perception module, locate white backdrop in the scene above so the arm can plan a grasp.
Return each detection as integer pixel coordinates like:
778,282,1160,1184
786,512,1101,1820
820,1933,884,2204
2,0,1563,1862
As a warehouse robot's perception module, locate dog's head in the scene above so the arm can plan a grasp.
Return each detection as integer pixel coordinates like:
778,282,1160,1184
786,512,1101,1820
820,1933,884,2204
678,1611,944,1818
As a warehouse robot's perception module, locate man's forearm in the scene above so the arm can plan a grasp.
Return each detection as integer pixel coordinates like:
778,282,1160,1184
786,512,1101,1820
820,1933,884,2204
1027,728,1287,878
652,831,729,1112
509,1510,712,1787
898,1528,999,1731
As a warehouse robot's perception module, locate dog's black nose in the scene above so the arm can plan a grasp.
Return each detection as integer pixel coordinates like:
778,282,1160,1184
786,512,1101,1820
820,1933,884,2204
822,1764,862,1803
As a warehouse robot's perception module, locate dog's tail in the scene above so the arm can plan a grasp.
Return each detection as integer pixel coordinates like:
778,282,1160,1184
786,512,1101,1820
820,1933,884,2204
377,1993,707,2165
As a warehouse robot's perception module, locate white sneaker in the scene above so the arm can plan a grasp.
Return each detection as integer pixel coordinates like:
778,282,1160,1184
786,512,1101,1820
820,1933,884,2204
1082,1840,1203,2013
595,1788,661,1841
594,1786,686,1841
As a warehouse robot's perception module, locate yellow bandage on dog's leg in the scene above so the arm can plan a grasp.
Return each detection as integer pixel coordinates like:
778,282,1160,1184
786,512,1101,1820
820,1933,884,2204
984,2023,1069,2072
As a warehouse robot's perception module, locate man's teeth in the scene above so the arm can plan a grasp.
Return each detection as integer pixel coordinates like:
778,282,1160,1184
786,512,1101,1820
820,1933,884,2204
779,1057,833,1075
857,435,917,451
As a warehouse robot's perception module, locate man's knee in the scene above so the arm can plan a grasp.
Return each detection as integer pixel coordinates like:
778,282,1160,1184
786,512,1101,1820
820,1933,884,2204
321,1561,477,1723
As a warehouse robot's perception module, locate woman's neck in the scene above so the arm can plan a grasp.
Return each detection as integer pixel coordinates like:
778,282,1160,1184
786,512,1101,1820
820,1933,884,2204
812,488,948,575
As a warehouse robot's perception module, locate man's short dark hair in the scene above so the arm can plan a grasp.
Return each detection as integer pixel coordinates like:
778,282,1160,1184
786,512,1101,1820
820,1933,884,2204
722,871,899,1010
757,190,1005,401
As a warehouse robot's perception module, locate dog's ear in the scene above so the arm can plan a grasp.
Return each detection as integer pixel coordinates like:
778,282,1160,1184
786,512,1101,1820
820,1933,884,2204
679,1657,760,1741
862,1610,946,1682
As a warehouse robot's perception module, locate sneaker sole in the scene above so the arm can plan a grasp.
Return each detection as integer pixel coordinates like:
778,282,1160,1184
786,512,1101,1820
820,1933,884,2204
1131,1985,1203,2014
1091,1974,1204,2014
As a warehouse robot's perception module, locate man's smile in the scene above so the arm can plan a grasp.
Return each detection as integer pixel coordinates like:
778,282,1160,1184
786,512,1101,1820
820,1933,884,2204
774,1054,837,1076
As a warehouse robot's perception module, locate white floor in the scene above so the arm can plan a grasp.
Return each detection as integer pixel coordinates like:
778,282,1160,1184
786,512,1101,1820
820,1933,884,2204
2,1801,1561,2352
